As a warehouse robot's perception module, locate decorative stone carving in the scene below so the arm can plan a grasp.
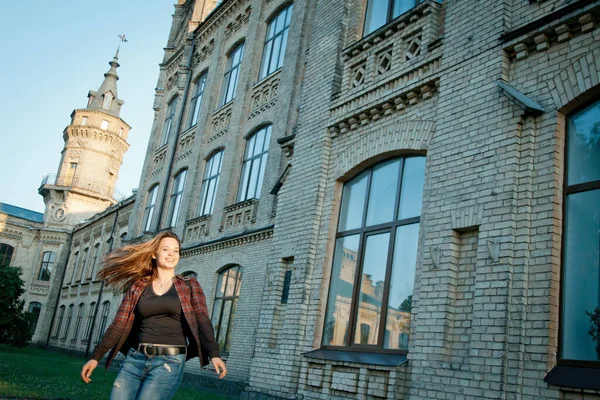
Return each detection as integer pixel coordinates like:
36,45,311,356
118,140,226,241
185,215,211,242
224,5,252,39
219,199,258,232
248,71,281,120
207,103,233,143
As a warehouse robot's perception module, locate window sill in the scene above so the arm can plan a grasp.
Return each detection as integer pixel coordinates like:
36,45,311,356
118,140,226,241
544,365,600,390
302,349,407,367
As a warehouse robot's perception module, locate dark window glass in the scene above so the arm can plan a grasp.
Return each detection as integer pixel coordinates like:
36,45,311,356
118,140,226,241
37,251,56,281
219,43,244,106
88,244,101,281
211,266,242,353
96,301,110,343
28,302,42,337
72,303,85,341
83,302,96,343
69,251,80,284
322,156,425,351
62,304,74,340
238,126,271,202
0,243,14,266
77,247,89,282
53,305,65,338
561,98,600,362
281,269,292,304
259,5,293,79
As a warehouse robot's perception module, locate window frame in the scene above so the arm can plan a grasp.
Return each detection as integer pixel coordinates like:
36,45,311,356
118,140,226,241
71,303,85,341
69,251,80,284
96,301,111,343
0,243,14,266
37,251,56,281
363,0,418,37
61,304,74,341
167,169,188,228
237,126,271,202
88,243,101,281
77,247,89,282
321,156,424,354
219,43,245,106
187,73,207,129
259,4,293,79
28,302,42,337
211,266,243,354
83,302,96,343
198,150,224,216
558,98,600,368
160,96,179,146
53,305,66,339
142,185,159,232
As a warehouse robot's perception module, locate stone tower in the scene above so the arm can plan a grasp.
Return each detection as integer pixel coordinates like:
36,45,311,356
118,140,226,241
39,50,131,229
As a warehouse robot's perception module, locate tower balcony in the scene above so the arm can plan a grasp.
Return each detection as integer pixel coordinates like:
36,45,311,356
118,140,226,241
39,174,126,201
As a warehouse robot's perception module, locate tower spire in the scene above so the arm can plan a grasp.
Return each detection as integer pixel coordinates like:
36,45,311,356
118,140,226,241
86,35,127,116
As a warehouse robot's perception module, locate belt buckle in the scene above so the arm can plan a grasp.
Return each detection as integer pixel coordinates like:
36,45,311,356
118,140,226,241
142,344,156,357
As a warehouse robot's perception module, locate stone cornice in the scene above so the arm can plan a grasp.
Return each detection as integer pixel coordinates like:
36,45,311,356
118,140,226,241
182,225,273,257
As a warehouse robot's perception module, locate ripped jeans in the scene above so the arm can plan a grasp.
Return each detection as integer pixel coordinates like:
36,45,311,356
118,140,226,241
110,348,186,400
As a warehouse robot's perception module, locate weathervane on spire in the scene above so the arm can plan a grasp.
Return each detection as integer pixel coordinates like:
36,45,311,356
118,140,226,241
117,34,128,52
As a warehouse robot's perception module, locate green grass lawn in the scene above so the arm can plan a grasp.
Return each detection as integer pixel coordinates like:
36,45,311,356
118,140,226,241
0,345,232,399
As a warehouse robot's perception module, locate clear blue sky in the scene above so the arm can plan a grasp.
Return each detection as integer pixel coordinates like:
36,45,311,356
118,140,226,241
0,0,176,212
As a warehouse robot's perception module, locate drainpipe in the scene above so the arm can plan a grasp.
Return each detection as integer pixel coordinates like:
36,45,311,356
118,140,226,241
45,230,74,348
155,36,196,230
84,205,120,358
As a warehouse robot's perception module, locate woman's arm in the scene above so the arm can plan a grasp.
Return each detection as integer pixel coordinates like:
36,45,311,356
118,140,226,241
189,278,220,359
89,289,133,362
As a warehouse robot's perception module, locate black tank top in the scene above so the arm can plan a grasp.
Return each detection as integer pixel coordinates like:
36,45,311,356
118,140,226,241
134,283,186,346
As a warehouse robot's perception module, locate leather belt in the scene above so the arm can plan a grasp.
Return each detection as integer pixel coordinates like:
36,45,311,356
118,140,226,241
137,343,186,357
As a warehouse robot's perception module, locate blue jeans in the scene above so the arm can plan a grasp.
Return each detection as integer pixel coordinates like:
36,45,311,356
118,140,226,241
110,348,186,400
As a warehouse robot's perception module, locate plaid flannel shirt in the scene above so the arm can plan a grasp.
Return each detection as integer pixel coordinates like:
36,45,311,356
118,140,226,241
91,275,220,369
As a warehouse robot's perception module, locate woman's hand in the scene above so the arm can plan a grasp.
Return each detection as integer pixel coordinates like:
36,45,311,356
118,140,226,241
211,357,227,379
81,359,98,383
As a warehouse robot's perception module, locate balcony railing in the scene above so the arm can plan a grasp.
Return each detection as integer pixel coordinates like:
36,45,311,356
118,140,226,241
40,174,126,201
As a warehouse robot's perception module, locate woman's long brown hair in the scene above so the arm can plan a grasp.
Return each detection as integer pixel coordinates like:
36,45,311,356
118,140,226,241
97,231,181,292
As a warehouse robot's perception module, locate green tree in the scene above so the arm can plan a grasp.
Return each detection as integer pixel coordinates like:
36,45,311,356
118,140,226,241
0,263,33,347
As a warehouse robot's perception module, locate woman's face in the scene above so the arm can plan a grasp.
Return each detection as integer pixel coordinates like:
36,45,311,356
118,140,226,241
154,237,180,270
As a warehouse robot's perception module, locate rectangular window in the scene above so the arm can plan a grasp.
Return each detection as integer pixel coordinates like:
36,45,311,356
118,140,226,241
560,99,600,363
219,44,244,106
198,151,223,216
259,5,293,79
364,0,417,36
81,117,88,126
142,185,159,232
100,120,109,130
167,170,187,227
238,126,271,202
160,96,178,146
322,156,425,352
187,74,207,128
37,251,56,281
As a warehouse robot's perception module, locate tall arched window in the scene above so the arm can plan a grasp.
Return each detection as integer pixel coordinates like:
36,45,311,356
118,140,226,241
160,96,178,146
69,251,80,284
96,301,111,342
88,243,101,281
560,98,600,362
77,247,89,282
72,303,85,341
219,43,244,106
322,156,425,351
238,126,271,202
142,185,159,232
37,251,56,281
83,302,96,343
198,151,224,216
187,73,207,128
28,302,42,337
167,169,188,227
53,305,65,338
212,266,243,353
259,5,293,79
62,304,74,340
0,243,14,266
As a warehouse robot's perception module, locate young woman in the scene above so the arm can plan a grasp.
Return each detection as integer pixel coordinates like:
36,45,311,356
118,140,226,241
80,231,226,400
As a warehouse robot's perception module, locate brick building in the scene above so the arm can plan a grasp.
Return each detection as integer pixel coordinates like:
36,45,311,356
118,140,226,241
11,0,600,398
